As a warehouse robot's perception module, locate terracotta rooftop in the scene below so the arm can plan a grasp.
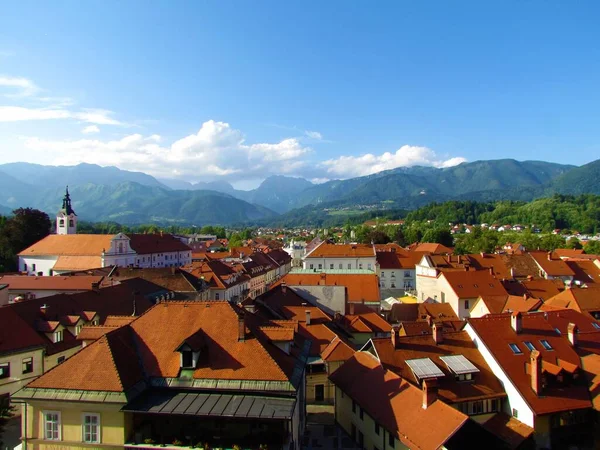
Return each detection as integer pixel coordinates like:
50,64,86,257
468,313,593,415
52,256,104,271
530,251,576,277
566,260,600,284
344,303,392,334
500,253,543,280
543,287,600,314
18,234,115,256
29,325,144,392
412,243,453,254
329,351,468,449
28,302,300,394
0,275,104,291
127,233,191,254
108,267,205,292
442,270,508,299
0,306,45,354
306,243,375,258
481,412,534,448
321,336,355,362
275,272,380,303
369,331,506,404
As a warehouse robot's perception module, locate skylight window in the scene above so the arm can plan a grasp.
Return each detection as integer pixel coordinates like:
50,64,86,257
540,340,553,350
555,328,561,335
593,323,600,330
523,341,536,351
509,343,522,354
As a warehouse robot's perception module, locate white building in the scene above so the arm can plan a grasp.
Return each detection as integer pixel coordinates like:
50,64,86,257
302,242,377,272
19,233,192,275
56,187,77,235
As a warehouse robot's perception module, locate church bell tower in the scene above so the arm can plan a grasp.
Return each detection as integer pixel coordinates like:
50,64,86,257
56,186,77,235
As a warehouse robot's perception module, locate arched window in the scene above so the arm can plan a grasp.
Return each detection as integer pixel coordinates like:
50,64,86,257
59,219,65,226
69,220,74,227
118,242,124,254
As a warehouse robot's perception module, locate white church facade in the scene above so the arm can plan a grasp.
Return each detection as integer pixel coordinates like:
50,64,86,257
18,188,192,275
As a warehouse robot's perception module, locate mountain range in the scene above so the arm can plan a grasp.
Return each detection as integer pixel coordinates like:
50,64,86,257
0,158,598,226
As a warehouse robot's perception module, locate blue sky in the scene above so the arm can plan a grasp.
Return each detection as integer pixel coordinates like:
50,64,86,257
1,1,599,189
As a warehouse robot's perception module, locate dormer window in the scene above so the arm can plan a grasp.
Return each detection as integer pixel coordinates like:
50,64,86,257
176,330,206,370
54,330,63,343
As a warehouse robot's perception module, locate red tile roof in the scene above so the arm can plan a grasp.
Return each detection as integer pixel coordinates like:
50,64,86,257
0,275,104,291
0,307,45,354
371,331,506,404
544,287,600,314
412,243,453,254
329,352,468,449
530,251,576,277
276,272,380,303
127,233,191,254
306,243,375,258
442,270,508,299
468,313,593,415
481,412,534,448
343,304,391,334
321,336,355,362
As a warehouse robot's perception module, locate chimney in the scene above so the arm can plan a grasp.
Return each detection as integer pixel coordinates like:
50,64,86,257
391,326,397,349
568,323,578,347
510,267,515,278
349,303,355,315
238,312,246,342
319,273,326,286
457,254,461,264
281,281,287,294
511,311,522,334
40,303,49,316
530,350,542,394
422,378,438,409
480,252,485,258
432,322,443,344
489,267,494,276
305,310,311,326
91,282,100,292
426,315,433,327
523,293,528,301
547,251,552,261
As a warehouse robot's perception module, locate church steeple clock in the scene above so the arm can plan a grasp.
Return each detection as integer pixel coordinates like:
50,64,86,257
56,186,77,235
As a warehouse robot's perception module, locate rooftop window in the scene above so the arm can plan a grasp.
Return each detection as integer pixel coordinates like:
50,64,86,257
555,328,561,335
509,343,522,354
593,323,600,330
523,341,536,351
540,340,553,350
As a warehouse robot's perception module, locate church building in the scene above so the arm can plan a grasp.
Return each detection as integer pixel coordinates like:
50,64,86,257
18,188,192,275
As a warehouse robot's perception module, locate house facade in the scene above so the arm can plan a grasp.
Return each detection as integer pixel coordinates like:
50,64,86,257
13,302,308,450
303,242,377,272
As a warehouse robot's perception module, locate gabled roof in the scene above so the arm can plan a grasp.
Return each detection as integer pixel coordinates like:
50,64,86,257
18,234,115,257
442,270,508,299
477,295,541,314
530,251,576,277
276,272,380,303
109,267,204,292
412,243,453,254
0,275,104,291
519,278,564,300
329,352,468,449
371,331,506,404
566,260,600,284
344,304,392,334
468,313,593,415
543,287,600,313
0,307,46,354
321,336,355,362
127,233,191,254
305,243,375,258
481,412,534,449
28,325,144,392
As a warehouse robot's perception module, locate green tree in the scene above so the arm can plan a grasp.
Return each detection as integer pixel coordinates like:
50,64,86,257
584,240,600,255
566,237,583,249
0,208,51,272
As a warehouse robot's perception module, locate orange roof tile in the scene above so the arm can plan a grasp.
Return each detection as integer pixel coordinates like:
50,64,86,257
321,336,355,362
468,313,592,415
18,234,115,256
0,275,104,291
372,331,506,404
306,243,375,258
442,270,508,299
329,352,468,449
276,272,380,303
413,243,453,254
544,287,600,313
530,251,576,277
481,413,534,448
53,255,104,271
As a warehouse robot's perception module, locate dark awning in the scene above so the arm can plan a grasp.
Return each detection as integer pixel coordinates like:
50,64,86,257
121,390,296,420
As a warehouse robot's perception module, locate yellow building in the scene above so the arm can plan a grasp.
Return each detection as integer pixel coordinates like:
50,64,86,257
329,352,495,450
14,302,309,450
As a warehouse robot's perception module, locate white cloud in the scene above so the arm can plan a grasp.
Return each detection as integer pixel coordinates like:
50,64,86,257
22,120,313,182
82,125,100,134
0,106,123,125
0,75,39,97
305,130,323,140
320,145,467,178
